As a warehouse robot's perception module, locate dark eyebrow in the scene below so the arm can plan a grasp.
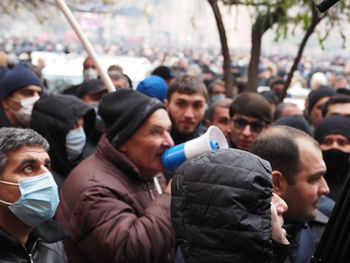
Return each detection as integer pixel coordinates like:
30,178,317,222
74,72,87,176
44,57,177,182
309,170,326,181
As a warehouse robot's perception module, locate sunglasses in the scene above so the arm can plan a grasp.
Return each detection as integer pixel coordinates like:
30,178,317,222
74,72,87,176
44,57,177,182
232,118,266,133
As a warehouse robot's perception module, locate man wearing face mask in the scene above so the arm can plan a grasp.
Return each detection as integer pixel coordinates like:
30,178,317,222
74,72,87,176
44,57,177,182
0,62,44,128
314,114,350,202
0,127,67,262
30,94,95,190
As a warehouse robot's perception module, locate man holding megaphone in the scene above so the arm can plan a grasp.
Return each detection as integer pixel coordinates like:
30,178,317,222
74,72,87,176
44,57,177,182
56,89,176,263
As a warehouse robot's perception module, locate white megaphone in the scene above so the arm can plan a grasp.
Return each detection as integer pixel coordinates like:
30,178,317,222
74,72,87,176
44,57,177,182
162,126,229,171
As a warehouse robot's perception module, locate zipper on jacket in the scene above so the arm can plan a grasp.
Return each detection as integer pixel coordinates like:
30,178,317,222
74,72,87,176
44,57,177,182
146,181,155,200
28,253,34,263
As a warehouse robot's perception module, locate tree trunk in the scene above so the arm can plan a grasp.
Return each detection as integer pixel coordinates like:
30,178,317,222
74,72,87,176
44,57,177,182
281,3,324,101
247,25,263,92
246,7,285,93
208,0,233,98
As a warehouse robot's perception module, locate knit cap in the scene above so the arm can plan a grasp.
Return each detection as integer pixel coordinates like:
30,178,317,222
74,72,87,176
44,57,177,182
98,88,165,147
307,87,336,114
0,62,43,99
136,75,168,102
314,115,350,143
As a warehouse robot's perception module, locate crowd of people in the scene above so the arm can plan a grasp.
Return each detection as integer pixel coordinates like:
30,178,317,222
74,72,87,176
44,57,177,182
0,40,349,262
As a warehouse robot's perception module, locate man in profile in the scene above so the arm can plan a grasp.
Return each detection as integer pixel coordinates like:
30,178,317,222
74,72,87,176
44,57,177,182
56,89,175,263
251,126,330,263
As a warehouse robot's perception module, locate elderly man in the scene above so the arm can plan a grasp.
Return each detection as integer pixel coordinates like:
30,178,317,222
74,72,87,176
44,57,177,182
56,89,175,263
251,126,330,263
314,115,350,201
0,62,44,128
0,127,66,262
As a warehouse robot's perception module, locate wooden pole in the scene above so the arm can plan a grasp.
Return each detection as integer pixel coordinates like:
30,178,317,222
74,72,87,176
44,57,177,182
55,0,115,92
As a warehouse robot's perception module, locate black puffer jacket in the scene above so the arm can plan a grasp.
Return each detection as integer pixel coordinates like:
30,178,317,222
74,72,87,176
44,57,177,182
171,148,274,263
30,94,95,184
0,220,67,263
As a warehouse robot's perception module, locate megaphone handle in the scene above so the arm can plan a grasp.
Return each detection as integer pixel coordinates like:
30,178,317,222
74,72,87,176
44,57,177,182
153,176,163,194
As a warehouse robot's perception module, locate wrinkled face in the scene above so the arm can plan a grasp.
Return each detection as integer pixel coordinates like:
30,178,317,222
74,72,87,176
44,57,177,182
166,92,206,135
0,146,51,206
320,134,350,153
310,96,330,127
119,109,174,179
326,103,350,118
206,106,231,139
230,114,267,151
282,138,329,222
271,193,289,245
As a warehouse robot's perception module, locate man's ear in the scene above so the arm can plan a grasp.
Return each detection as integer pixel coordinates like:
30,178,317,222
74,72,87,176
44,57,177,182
164,99,169,108
272,170,288,196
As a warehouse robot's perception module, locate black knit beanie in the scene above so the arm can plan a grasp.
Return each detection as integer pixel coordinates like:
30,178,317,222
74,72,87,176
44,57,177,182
98,88,165,148
307,87,336,114
314,115,350,143
0,62,43,99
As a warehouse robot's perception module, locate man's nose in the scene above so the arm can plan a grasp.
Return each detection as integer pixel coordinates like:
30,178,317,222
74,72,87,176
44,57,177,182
242,124,252,136
183,107,195,119
163,132,174,148
319,176,330,195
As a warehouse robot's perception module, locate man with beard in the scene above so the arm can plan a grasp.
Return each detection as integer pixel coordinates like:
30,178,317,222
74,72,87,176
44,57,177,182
165,75,207,145
251,126,330,263
314,114,350,202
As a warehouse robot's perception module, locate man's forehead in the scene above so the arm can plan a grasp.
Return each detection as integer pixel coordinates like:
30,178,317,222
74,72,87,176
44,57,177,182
8,146,50,163
171,92,206,102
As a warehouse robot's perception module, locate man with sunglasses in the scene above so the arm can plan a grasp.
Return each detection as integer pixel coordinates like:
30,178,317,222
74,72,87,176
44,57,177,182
229,92,272,151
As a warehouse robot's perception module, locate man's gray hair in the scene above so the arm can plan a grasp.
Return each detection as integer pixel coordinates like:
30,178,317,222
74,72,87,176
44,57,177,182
0,128,49,175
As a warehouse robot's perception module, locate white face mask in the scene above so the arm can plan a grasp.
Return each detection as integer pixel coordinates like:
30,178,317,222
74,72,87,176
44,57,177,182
83,68,98,81
11,96,40,126
66,127,86,160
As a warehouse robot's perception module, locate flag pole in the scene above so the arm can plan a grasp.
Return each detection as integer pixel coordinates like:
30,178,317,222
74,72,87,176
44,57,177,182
55,0,115,93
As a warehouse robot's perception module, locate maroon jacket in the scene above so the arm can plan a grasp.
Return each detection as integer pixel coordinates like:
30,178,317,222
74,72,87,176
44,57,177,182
56,135,175,263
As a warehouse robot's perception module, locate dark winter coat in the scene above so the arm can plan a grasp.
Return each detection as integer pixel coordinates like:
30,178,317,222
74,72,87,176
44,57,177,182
56,135,175,263
30,94,95,186
171,148,275,263
0,219,67,263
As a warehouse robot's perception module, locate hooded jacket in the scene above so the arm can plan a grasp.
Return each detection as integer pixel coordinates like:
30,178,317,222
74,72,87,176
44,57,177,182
30,94,95,182
171,148,275,263
55,135,175,263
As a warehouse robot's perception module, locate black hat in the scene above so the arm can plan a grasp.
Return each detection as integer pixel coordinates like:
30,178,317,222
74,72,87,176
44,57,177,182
314,115,350,143
307,87,336,114
152,65,174,81
76,79,107,98
98,88,165,147
0,62,43,99
272,114,313,136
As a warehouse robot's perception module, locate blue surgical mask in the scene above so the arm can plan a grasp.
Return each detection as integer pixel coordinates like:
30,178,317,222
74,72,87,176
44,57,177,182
66,127,86,160
0,172,59,228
